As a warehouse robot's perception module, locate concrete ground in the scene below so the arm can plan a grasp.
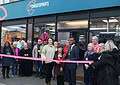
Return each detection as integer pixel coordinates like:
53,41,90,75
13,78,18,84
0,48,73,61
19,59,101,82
0,76,84,85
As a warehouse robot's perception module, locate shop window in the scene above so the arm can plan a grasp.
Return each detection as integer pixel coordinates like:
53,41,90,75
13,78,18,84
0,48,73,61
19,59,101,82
90,16,120,44
0,0,3,4
58,20,88,29
57,12,89,45
90,9,120,44
57,19,89,46
109,17,120,32
1,24,26,47
57,13,89,82
90,17,108,37
34,16,56,44
34,23,55,44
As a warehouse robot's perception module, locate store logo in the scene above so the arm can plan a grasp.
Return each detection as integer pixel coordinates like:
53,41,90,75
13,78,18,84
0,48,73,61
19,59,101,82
27,0,36,15
27,0,49,15
0,6,8,21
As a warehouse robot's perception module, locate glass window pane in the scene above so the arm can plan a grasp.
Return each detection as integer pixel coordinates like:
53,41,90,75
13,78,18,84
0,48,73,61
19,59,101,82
58,20,88,29
0,0,3,4
90,18,108,42
34,16,56,44
4,0,10,3
1,24,26,47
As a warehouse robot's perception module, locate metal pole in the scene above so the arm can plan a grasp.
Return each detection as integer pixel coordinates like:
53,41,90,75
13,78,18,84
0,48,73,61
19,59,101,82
107,18,109,32
55,16,58,41
0,21,2,53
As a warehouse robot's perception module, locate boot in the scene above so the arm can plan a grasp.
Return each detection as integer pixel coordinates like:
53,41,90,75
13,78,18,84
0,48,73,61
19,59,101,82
46,82,51,85
2,68,5,79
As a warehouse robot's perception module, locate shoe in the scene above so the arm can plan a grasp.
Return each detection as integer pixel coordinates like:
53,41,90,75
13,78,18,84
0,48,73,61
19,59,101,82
46,82,51,85
11,75,15,78
39,76,44,79
3,76,5,79
6,75,10,78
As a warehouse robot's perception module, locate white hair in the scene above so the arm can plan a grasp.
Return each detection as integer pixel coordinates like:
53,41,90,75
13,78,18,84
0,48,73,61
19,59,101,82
88,43,93,47
92,36,99,41
105,40,118,51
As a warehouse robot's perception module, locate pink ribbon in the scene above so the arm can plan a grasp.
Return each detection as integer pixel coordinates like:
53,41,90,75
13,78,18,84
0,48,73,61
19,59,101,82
0,54,93,64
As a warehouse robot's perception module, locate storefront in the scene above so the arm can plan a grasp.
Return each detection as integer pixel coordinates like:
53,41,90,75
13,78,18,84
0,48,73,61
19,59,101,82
0,0,120,82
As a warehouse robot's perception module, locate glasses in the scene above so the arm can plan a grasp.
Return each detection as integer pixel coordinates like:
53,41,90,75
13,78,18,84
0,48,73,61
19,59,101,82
69,39,74,41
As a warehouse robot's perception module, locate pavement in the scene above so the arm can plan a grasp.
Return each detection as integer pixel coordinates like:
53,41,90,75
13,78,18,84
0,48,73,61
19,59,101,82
0,64,84,85
0,76,84,85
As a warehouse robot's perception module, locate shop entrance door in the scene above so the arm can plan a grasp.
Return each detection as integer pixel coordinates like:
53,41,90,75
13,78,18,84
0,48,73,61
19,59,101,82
58,29,89,83
58,29,88,48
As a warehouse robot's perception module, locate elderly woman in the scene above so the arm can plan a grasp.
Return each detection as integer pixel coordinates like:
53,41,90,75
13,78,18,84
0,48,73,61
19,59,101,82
19,43,33,76
91,36,100,53
92,40,119,85
84,43,98,85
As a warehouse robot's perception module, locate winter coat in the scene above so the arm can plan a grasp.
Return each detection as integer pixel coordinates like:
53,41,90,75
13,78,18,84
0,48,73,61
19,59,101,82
54,52,64,76
2,46,14,66
92,51,119,85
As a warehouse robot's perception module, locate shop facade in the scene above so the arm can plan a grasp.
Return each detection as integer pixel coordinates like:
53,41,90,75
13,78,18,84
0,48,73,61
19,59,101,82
0,0,120,81
0,0,120,47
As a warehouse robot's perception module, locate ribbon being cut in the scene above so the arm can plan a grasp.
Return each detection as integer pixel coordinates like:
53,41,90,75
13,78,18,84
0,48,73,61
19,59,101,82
0,54,93,64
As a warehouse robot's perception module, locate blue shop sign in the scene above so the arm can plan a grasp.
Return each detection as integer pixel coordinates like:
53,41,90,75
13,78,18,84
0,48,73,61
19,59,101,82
0,0,120,20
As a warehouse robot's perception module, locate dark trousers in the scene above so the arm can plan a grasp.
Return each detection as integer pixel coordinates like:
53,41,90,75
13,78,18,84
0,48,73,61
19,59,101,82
84,69,93,85
57,75,64,85
44,63,54,84
2,66,10,78
35,61,42,76
19,60,33,76
12,62,18,76
66,64,77,85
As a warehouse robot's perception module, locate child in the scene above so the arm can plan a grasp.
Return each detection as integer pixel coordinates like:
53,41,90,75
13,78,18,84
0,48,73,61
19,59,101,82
54,47,64,85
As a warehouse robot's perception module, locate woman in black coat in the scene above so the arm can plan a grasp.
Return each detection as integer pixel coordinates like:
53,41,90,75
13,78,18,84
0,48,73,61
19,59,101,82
19,43,33,76
92,40,119,85
2,42,14,79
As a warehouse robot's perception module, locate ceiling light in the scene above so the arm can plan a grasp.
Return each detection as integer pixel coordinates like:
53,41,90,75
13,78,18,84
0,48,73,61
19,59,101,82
2,27,9,31
65,20,88,26
46,23,55,26
6,26,21,29
102,19,118,23
90,28,107,30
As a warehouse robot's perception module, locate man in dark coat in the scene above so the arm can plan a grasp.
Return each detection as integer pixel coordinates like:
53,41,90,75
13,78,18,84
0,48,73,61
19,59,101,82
65,37,80,85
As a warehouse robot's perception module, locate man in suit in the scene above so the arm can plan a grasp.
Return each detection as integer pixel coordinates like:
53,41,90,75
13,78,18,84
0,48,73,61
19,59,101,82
66,37,80,85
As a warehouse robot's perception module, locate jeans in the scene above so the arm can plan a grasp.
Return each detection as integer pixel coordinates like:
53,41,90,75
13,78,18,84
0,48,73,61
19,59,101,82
12,62,18,76
35,61,42,76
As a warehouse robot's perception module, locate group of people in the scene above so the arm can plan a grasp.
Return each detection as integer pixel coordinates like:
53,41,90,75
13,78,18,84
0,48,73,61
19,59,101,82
84,36,120,85
1,39,33,79
0,35,120,85
33,37,80,85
